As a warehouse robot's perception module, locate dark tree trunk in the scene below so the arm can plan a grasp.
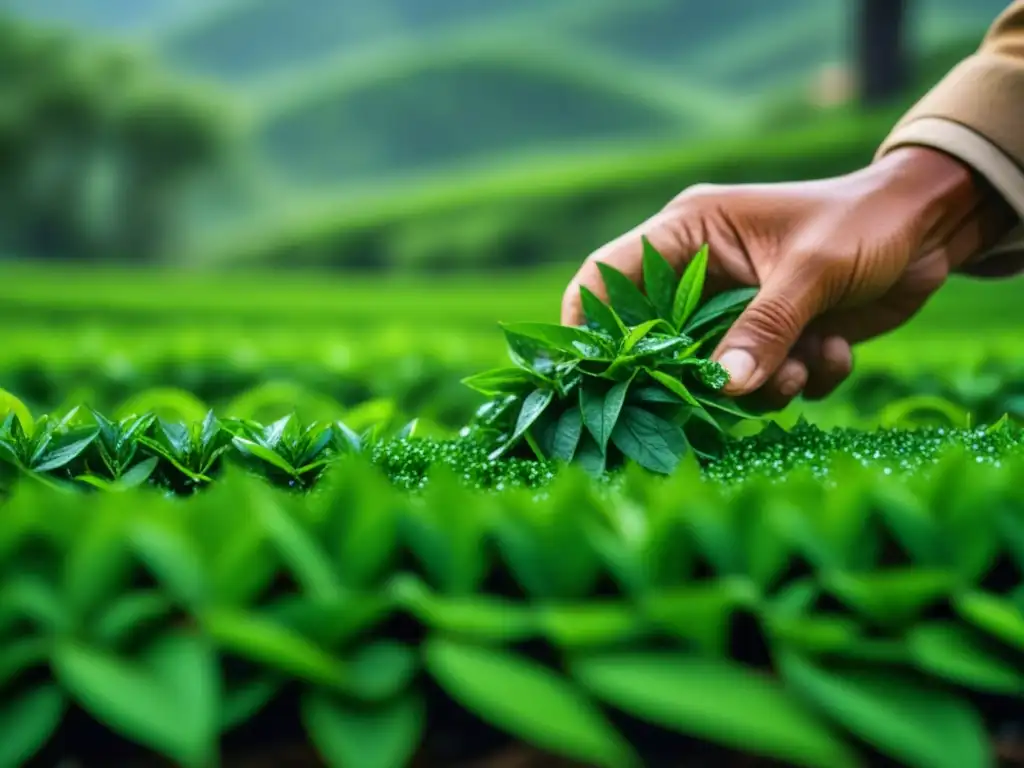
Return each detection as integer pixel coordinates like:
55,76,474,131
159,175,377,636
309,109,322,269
857,0,910,106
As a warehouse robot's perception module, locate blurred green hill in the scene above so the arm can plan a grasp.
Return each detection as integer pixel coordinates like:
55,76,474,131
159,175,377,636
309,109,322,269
3,0,1010,189
162,0,1011,187
0,0,1013,270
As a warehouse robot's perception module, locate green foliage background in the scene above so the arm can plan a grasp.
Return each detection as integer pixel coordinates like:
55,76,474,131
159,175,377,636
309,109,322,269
3,3,1024,764
0,0,1009,269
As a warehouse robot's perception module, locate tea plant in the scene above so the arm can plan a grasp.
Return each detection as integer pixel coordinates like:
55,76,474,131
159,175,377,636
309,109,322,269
75,410,158,491
229,414,339,488
463,240,760,474
0,451,1022,767
0,407,98,489
1,383,1024,495
136,411,236,492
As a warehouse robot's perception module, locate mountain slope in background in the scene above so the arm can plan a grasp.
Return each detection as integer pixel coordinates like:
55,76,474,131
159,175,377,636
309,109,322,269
0,0,1011,191
161,0,578,82
159,0,1007,89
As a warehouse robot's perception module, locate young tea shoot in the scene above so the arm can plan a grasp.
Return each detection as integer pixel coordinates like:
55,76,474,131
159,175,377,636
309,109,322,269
462,239,761,474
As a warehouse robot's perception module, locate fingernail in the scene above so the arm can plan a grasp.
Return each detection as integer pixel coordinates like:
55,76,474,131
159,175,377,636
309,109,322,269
717,349,756,391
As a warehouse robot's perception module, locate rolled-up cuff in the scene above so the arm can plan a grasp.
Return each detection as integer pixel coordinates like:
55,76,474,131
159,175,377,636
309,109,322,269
881,53,1024,172
877,116,1024,276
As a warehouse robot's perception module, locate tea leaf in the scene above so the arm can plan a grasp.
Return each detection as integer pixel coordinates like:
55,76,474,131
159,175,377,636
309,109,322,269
54,633,219,768
233,437,296,475
117,456,159,488
401,472,490,594
596,262,656,326
550,408,584,462
580,286,626,339
304,688,425,768
908,622,1024,694
64,509,134,622
256,492,340,600
824,569,955,627
394,576,536,642
779,653,988,768
202,608,349,691
314,469,399,592
462,367,542,396
648,370,701,407
502,322,611,359
631,386,684,404
333,420,362,452
575,432,607,477
621,320,664,354
199,411,222,451
0,638,50,689
220,675,281,732
767,615,862,656
267,594,390,651
135,436,212,483
672,244,709,330
955,591,1024,650
33,430,98,472
629,333,691,358
93,591,173,647
537,406,584,462
511,389,555,443
610,407,688,474
425,639,635,767
681,358,731,390
0,684,65,768
346,641,419,702
580,380,630,451
0,575,69,635
642,236,678,322
538,602,644,649
130,521,207,611
159,421,191,456
573,652,856,768
0,389,34,437
684,286,758,334
642,580,758,655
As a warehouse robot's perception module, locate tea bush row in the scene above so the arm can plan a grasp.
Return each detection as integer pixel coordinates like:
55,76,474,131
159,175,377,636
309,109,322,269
8,348,1024,440
3,446,1024,767
0,333,481,428
4,391,1024,498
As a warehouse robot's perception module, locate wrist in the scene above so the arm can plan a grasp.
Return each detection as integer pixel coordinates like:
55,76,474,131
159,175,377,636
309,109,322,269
877,146,1018,271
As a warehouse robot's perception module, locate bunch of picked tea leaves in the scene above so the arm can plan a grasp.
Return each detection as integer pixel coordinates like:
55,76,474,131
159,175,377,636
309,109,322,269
463,239,760,474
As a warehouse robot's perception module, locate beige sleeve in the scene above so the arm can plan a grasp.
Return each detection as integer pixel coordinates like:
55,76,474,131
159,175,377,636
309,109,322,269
876,1,1024,274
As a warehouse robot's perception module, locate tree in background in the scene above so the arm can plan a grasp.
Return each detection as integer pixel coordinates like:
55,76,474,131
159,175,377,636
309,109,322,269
856,0,909,106
0,18,232,261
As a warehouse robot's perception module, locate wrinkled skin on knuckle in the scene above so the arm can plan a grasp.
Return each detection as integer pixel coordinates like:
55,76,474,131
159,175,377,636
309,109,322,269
775,245,854,309
668,182,724,210
739,292,808,347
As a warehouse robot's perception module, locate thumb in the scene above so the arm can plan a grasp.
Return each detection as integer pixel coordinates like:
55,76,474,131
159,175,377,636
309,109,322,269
711,272,824,396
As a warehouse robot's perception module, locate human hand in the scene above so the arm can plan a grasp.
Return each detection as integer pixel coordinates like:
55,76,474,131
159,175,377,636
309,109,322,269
562,147,1015,406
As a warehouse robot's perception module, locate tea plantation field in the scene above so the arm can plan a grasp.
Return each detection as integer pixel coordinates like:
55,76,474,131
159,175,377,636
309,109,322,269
4,251,1024,768
3,261,1024,432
